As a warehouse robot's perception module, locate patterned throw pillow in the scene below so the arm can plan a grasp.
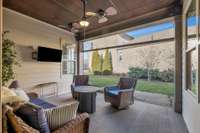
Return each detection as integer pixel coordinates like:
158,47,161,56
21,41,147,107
13,88,30,102
44,101,79,131
2,86,26,104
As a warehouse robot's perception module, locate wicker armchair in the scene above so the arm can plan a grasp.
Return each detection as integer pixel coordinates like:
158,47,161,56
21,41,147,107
104,77,137,109
71,75,90,99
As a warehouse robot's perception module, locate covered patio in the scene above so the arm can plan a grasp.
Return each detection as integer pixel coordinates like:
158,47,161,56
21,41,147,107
45,93,188,133
1,0,200,133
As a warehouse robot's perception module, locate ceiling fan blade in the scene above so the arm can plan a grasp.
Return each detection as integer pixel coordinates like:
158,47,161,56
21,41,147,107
86,11,97,16
71,27,79,33
72,22,81,29
105,7,117,16
98,16,108,23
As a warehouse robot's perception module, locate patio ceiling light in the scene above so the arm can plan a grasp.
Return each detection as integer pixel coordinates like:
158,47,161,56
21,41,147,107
80,17,90,27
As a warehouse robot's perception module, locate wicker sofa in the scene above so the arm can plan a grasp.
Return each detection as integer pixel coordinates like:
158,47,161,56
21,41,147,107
104,77,137,109
3,81,90,133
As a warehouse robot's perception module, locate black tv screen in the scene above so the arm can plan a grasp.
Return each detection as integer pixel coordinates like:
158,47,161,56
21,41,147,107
37,46,62,62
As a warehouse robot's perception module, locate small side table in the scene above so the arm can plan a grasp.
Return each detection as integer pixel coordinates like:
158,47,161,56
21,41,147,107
74,86,99,113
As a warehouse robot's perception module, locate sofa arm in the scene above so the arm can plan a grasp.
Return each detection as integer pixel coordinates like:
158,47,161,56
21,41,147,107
53,113,90,133
27,92,39,99
119,89,134,93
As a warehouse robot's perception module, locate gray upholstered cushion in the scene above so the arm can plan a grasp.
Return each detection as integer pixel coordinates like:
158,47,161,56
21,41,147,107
44,101,79,131
16,103,50,133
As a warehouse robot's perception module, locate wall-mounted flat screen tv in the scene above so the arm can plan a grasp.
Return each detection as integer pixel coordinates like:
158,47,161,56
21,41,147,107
37,46,62,62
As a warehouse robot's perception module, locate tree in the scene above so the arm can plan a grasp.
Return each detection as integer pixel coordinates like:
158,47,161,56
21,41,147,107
139,46,161,80
91,50,101,75
102,49,113,75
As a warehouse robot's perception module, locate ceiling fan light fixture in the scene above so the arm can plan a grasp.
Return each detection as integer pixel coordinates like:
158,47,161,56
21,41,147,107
80,20,90,27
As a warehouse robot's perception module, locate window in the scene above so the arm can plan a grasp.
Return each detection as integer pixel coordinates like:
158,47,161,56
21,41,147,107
118,50,123,62
62,45,76,74
185,0,198,96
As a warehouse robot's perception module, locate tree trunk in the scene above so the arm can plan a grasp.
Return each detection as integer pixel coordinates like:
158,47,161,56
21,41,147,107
147,68,151,81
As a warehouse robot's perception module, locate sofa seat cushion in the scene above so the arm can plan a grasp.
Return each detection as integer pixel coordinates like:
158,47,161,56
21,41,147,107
30,98,56,109
107,89,120,97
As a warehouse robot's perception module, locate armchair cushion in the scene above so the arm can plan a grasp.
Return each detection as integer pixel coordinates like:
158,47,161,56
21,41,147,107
106,87,120,96
108,90,120,96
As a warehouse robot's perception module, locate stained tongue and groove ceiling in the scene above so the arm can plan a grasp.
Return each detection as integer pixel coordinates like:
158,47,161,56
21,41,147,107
3,0,180,40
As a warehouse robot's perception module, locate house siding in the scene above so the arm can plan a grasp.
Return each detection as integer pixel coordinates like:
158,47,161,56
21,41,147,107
3,8,75,95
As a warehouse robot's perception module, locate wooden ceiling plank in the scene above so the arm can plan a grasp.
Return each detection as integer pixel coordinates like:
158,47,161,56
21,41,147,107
80,5,176,40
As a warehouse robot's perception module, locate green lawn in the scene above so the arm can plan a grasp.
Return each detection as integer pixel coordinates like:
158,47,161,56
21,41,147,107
89,75,175,96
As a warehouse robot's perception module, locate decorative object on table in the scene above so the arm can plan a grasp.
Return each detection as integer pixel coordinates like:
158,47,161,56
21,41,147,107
104,77,137,109
71,75,90,99
2,31,20,86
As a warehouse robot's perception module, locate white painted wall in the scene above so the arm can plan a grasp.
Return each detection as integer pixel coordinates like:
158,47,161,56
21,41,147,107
182,0,200,133
3,8,76,95
182,91,200,133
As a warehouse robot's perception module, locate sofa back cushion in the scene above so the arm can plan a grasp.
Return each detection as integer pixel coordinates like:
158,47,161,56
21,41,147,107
16,103,50,133
44,101,79,131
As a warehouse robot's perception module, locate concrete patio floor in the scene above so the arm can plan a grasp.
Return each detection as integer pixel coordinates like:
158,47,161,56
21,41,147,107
45,93,188,133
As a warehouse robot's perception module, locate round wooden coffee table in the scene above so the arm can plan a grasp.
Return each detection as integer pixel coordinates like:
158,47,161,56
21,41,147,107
74,86,99,113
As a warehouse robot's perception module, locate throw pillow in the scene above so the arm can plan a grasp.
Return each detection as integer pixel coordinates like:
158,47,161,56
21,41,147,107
45,101,79,131
6,106,39,133
2,87,26,104
13,88,30,102
16,103,50,133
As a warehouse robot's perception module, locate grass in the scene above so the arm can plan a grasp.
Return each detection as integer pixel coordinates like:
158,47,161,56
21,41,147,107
89,75,175,96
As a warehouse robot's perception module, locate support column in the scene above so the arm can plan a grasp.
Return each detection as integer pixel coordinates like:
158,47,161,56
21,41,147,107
174,15,183,113
76,41,84,75
0,0,2,132
76,41,80,75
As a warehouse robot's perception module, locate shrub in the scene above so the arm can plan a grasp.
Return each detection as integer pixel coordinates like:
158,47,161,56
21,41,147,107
128,67,174,82
159,69,174,82
128,67,147,78
149,69,160,80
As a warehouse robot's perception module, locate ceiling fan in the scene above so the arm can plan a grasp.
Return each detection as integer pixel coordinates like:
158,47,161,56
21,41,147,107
58,0,118,33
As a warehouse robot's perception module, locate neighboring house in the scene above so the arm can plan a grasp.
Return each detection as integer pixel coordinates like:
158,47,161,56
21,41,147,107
83,26,196,74
83,28,175,74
